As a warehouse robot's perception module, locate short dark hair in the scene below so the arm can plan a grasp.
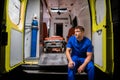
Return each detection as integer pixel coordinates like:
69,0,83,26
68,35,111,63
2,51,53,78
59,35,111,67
75,26,85,32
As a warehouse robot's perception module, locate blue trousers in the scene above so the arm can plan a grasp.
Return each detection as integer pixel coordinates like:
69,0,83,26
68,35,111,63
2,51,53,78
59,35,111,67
68,56,94,80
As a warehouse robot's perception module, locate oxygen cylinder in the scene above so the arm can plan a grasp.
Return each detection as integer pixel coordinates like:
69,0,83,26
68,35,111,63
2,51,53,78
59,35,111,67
31,15,38,57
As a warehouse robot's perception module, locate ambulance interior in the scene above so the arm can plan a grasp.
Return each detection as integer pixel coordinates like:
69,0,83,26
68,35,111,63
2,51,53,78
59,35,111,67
24,0,92,67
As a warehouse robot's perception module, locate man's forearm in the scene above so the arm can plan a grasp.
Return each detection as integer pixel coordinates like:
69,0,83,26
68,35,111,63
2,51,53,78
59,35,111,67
66,48,72,62
82,53,92,66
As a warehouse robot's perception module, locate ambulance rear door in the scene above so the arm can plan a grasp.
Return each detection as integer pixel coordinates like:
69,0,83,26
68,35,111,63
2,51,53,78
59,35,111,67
0,0,27,73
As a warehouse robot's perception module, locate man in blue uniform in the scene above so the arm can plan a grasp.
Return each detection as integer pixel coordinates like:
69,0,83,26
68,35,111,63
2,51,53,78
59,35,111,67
66,26,94,80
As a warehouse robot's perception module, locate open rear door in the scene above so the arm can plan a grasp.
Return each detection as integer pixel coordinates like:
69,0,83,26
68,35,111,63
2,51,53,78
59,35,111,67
89,0,107,72
0,0,27,73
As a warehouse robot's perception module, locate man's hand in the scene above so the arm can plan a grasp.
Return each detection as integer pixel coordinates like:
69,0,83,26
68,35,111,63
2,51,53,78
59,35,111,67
77,64,85,73
68,61,75,69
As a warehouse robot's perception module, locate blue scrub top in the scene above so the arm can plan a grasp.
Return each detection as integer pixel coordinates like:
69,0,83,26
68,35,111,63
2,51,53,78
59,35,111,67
66,36,93,58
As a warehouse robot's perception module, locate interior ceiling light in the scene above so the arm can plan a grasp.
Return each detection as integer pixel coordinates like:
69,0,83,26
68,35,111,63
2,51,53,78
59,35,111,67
51,0,67,15
51,8,67,12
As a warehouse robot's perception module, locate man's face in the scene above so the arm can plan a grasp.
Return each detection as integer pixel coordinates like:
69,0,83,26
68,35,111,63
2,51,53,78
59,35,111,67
74,28,84,39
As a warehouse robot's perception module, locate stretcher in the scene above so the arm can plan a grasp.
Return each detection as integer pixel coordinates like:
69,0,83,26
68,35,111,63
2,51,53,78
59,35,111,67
44,36,66,53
